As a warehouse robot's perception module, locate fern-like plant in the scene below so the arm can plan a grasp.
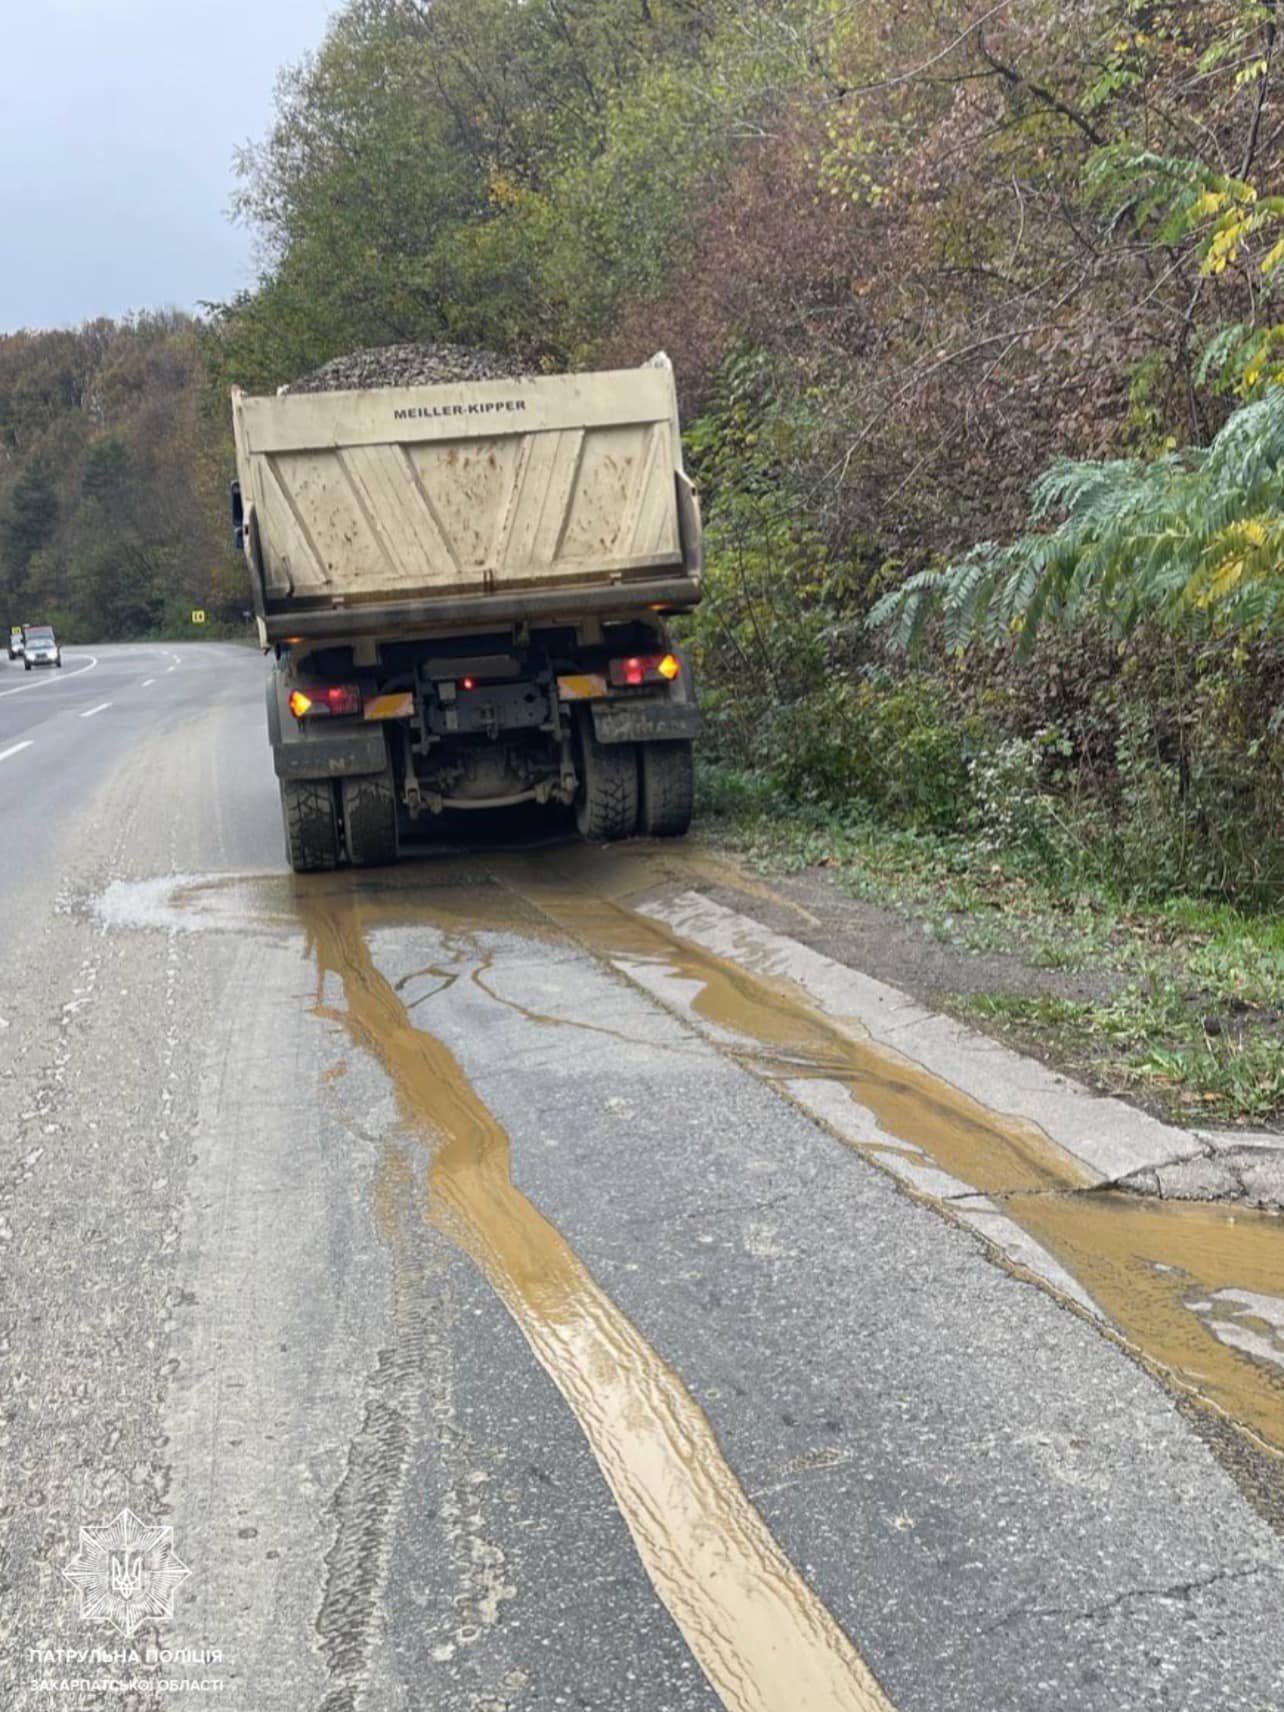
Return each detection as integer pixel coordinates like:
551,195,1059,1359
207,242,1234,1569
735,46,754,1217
869,386,1284,651
1084,146,1284,396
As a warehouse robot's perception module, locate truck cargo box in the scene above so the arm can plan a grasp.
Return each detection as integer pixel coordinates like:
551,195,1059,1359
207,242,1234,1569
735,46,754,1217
232,356,702,644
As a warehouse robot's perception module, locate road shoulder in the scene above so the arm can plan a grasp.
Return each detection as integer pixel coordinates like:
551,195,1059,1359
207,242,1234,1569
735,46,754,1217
666,844,1284,1212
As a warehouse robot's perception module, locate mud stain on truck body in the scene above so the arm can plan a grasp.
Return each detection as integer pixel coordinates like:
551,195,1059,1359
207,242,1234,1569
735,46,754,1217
299,886,898,1712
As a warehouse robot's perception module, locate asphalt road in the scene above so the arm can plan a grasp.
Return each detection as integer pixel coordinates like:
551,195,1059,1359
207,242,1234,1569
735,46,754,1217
0,643,1281,1712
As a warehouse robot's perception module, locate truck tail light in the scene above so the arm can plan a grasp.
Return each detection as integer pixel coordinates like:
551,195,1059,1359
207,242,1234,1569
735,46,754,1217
608,653,681,688
289,684,362,719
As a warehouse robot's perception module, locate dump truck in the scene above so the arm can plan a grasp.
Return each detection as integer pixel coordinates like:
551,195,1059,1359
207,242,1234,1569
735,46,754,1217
230,354,703,873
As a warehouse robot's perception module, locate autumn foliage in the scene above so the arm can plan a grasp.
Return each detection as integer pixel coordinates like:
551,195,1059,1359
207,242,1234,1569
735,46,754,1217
8,0,1284,894
0,316,242,639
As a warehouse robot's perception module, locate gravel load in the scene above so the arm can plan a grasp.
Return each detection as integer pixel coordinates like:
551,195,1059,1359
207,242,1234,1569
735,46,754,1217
284,342,532,395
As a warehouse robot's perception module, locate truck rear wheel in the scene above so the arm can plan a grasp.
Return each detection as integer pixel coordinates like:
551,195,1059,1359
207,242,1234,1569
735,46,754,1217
280,779,341,874
639,741,694,838
575,717,639,843
341,773,400,868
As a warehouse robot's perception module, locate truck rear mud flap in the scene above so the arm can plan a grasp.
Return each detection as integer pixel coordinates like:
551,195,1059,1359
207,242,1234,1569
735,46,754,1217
273,725,391,781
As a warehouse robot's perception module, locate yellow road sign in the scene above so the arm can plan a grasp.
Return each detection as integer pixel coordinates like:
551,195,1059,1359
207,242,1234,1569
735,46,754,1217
191,610,206,625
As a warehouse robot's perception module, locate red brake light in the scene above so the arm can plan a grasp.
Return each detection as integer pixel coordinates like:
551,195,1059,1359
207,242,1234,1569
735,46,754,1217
461,677,477,691
608,653,682,689
320,685,362,715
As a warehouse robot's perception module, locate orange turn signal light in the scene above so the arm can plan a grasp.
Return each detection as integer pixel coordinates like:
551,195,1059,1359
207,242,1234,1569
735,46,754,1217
658,653,681,681
288,690,313,719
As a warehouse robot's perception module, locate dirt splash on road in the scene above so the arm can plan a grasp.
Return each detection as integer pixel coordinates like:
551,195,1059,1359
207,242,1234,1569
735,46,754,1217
505,855,1284,1463
107,857,1283,1466
299,884,899,1712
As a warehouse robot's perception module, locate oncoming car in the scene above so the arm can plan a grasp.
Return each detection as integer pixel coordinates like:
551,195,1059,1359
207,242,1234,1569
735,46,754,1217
7,625,23,661
23,626,61,670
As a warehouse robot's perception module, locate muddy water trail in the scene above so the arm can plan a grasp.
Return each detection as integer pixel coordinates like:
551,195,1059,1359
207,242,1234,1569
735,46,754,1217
298,885,898,1712
137,855,1284,1460
501,855,1284,1461
120,856,1284,1462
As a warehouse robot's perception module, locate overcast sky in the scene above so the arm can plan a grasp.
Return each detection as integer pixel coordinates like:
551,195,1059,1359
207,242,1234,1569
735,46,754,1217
0,0,336,333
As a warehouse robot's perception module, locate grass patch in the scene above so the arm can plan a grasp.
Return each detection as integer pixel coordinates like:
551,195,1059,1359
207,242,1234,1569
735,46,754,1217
698,768,1123,968
958,986,1284,1125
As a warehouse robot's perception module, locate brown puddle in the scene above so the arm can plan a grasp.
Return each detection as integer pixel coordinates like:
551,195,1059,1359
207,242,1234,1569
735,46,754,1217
499,855,1284,1462
1019,1194,1284,1440
299,885,898,1712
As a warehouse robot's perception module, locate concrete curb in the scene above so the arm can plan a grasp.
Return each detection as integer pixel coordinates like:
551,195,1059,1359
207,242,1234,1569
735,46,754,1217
641,890,1284,1213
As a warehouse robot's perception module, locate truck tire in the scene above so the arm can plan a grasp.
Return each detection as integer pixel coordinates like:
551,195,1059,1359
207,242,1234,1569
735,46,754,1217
575,717,638,842
341,773,400,868
280,779,340,873
639,741,694,838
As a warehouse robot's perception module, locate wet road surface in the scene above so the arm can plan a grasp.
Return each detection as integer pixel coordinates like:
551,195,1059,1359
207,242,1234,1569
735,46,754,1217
1,644,1282,1711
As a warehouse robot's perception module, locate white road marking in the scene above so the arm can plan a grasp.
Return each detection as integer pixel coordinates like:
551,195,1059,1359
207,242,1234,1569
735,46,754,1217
142,678,156,687
0,653,98,700
166,666,177,674
80,702,112,719
0,741,33,763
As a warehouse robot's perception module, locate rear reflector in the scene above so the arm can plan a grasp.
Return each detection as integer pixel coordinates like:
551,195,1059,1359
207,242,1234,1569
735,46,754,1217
557,673,609,702
608,653,682,689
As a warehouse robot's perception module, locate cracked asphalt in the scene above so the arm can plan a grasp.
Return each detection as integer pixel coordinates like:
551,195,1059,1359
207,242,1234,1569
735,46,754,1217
1,644,1282,1712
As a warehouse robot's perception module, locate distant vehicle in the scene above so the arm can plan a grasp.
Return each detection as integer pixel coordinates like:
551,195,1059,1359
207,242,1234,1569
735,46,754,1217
23,626,61,670
7,626,23,661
